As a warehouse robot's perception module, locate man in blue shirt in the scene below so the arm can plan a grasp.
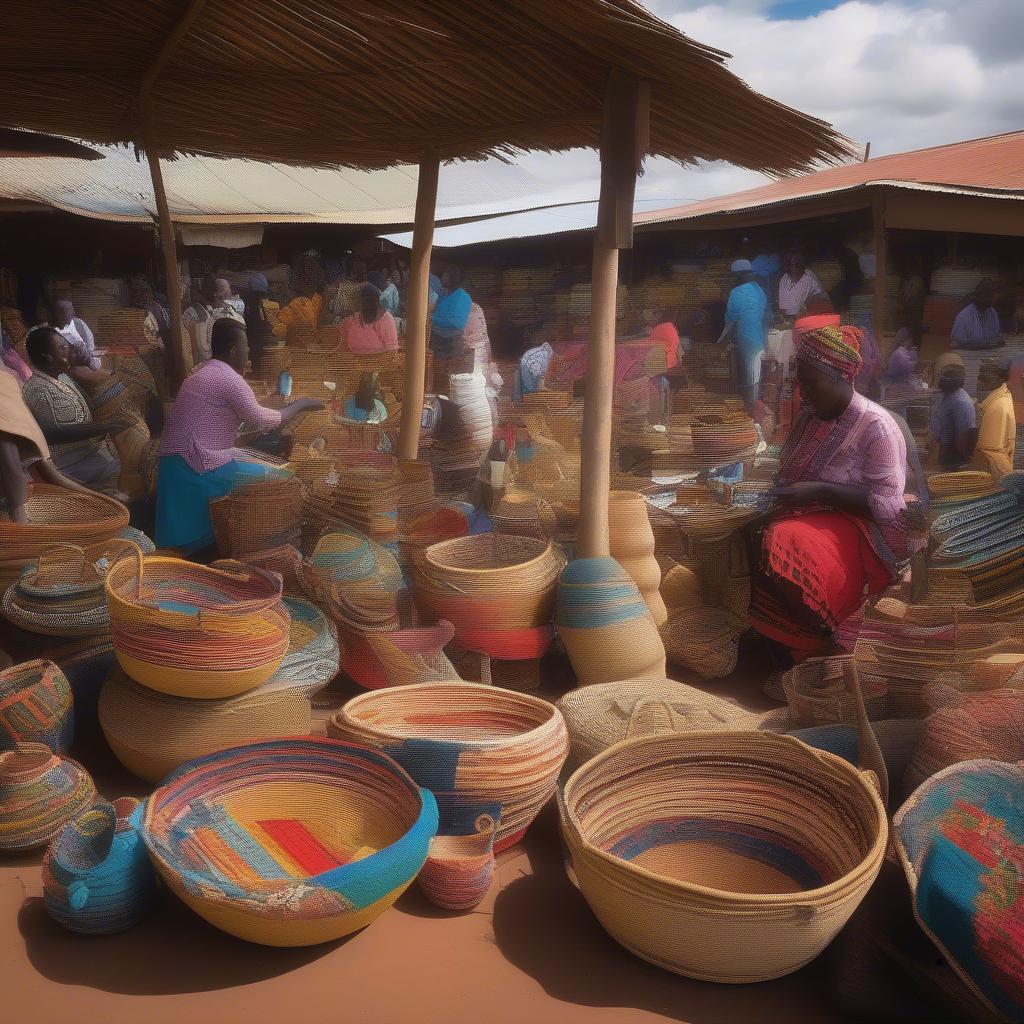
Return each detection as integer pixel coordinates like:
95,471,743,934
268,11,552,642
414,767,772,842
717,259,768,410
430,265,472,357
930,359,977,469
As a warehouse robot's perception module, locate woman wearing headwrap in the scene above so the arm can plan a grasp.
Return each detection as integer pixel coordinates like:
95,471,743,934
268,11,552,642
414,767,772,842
749,325,916,659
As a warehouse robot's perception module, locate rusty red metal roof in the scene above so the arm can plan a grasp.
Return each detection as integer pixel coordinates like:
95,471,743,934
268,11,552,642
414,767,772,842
637,130,1024,227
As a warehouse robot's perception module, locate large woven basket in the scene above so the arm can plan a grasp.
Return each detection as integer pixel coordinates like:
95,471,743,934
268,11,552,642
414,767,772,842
142,738,438,946
105,549,289,698
0,485,129,586
782,655,890,726
42,797,156,934
559,730,887,982
340,620,458,691
328,681,568,851
0,742,97,853
210,475,304,558
0,659,74,753
100,598,338,782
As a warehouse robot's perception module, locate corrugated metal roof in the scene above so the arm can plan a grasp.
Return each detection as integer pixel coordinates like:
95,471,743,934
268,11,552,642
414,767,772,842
0,144,593,225
636,130,1024,227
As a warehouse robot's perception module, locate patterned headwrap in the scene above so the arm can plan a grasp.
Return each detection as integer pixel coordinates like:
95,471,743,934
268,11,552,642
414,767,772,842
796,324,863,382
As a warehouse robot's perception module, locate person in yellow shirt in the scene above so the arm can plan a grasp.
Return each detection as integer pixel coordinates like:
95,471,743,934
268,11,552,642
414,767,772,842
973,357,1016,479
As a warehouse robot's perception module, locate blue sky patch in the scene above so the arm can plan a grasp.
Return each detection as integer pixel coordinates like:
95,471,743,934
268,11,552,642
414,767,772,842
768,0,842,19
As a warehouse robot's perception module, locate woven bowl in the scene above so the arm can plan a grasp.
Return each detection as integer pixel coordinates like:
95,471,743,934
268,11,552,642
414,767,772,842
559,731,887,982
328,681,568,851
0,659,74,753
105,552,289,698
142,738,438,946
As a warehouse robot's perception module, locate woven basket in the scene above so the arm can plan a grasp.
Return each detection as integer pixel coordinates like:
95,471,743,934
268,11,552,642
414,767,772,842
340,620,458,691
557,678,791,770
893,760,1024,1022
0,659,74,753
661,605,744,680
418,814,497,912
42,797,156,934
608,492,666,626
660,563,702,612
782,656,890,726
0,485,129,586
100,598,338,782
556,557,666,686
142,738,438,946
210,475,304,558
328,681,568,851
105,549,289,698
559,730,887,982
490,490,557,540
0,742,97,853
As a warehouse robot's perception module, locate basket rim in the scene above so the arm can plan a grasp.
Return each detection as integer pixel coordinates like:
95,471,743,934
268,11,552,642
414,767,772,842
334,680,563,747
423,533,554,576
561,729,887,906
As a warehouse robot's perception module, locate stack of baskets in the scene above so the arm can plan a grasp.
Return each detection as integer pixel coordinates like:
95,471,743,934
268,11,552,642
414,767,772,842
412,534,566,663
141,738,438,945
432,373,494,499
100,597,338,782
0,486,129,588
303,454,404,546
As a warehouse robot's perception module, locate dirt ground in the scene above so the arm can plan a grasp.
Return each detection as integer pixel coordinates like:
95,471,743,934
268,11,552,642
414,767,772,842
0,649,967,1024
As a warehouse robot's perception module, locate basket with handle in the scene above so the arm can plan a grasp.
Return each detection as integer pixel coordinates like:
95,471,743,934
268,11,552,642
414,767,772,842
105,546,289,698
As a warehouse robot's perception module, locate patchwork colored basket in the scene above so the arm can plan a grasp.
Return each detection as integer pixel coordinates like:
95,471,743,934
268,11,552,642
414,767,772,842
0,659,74,753
412,534,565,660
105,549,289,698
557,557,666,686
42,797,157,934
0,743,97,854
557,678,791,771
328,681,568,851
0,485,129,587
100,598,339,783
559,731,887,982
894,760,1024,1022
141,738,438,946
340,620,458,691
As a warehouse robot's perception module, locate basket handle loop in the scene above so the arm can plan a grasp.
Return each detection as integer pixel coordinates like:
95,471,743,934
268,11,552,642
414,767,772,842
34,543,87,586
848,658,889,808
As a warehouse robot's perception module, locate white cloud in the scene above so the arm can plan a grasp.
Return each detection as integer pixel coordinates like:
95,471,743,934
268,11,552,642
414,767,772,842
456,0,1024,211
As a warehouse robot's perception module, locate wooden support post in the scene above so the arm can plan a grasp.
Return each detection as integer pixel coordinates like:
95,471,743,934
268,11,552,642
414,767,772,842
577,72,650,558
872,190,888,348
142,130,189,387
398,150,440,461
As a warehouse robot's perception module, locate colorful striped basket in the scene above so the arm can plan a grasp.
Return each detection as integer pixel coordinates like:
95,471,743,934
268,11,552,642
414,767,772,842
556,557,666,686
328,681,568,852
340,620,458,691
42,797,157,934
893,760,1024,1023
100,598,339,783
105,548,289,698
0,743,97,854
0,659,74,753
141,738,438,946
559,730,887,982
418,813,497,912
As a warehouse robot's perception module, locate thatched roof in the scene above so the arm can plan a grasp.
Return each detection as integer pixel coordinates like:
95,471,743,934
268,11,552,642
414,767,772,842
1,1,852,175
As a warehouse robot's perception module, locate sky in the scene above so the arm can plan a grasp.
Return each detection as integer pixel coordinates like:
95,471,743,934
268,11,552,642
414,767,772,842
448,0,1024,210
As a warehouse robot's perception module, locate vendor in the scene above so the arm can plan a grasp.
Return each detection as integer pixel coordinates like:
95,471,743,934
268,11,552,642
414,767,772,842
50,300,105,381
885,327,919,384
750,325,913,659
0,365,98,522
156,318,322,552
930,358,976,470
430,265,472,357
951,280,1003,350
21,326,124,494
777,251,827,318
973,357,1016,479
718,258,767,411
342,284,399,354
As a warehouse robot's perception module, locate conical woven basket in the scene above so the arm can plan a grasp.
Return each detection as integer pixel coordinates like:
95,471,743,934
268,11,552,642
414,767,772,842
328,681,568,851
142,738,438,946
105,548,289,698
559,730,887,982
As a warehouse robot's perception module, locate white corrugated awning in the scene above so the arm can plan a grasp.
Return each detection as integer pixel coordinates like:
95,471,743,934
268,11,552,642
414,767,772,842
381,199,672,248
0,144,594,225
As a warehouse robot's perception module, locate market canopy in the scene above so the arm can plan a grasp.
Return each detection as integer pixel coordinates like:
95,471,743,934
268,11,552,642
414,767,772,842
3,1,850,175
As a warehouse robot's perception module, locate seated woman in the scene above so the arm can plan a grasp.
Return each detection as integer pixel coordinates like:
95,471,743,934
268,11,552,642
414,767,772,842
156,318,322,552
270,280,322,342
342,284,399,355
21,326,125,495
0,365,97,522
973,357,1016,480
749,325,915,661
50,300,106,383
